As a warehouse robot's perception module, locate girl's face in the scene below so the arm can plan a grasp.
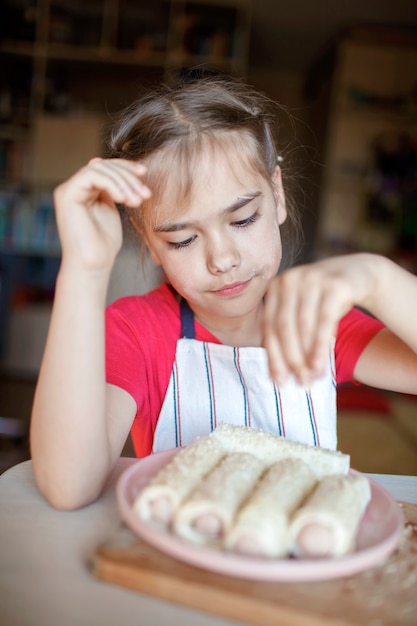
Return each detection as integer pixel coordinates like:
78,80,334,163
144,142,287,335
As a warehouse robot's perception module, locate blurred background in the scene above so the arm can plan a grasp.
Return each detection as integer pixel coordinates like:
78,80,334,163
1,0,417,474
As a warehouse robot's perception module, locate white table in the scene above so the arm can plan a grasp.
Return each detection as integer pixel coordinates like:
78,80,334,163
1,459,416,626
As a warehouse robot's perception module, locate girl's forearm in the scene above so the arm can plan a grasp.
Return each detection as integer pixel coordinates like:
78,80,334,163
30,266,113,509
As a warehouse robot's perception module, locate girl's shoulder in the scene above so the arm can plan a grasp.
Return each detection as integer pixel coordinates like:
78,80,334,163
106,282,181,339
107,282,179,315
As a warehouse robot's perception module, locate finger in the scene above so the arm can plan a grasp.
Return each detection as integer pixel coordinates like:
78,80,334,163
296,269,324,372
89,157,148,177
309,278,351,376
56,167,141,211
263,290,288,385
87,161,151,206
264,276,308,384
264,324,288,386
278,273,315,383
88,159,151,202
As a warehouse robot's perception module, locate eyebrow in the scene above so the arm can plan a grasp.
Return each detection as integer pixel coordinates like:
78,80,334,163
153,191,262,233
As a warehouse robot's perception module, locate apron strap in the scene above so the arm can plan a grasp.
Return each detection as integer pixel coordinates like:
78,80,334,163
180,298,196,339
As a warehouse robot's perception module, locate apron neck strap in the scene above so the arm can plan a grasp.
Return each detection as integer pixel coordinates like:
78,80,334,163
180,298,196,339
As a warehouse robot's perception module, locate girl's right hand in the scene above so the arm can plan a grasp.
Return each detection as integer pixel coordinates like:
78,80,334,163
53,158,151,273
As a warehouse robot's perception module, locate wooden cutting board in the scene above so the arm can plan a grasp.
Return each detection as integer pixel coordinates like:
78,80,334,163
90,502,417,626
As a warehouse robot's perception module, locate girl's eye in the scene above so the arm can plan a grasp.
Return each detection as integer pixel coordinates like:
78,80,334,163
232,211,260,228
168,235,196,250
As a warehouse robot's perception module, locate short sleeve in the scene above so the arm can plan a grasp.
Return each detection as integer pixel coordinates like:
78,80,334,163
335,308,385,384
105,285,181,457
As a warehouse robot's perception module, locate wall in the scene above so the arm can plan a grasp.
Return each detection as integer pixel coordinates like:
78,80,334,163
249,66,323,262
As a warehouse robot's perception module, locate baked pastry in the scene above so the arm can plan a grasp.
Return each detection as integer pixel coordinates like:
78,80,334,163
133,434,225,527
134,424,362,559
290,473,371,558
212,423,350,478
225,457,317,557
173,452,266,545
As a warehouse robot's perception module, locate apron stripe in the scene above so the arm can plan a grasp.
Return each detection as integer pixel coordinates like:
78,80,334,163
305,389,320,447
172,361,182,447
233,347,251,427
203,343,217,430
273,384,285,436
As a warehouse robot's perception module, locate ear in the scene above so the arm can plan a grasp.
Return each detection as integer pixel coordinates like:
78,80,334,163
271,166,287,225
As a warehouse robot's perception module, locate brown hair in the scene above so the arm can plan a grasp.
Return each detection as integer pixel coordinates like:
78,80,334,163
107,69,302,266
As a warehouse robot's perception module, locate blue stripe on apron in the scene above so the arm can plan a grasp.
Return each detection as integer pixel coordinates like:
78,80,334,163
171,365,180,447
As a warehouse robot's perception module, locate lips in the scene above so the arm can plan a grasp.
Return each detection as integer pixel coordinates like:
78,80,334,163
214,279,252,296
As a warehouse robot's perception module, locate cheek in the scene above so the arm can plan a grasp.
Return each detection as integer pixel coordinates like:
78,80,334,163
255,222,283,278
161,254,201,296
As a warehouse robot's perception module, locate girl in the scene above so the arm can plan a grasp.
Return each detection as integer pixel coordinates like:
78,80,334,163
30,71,417,510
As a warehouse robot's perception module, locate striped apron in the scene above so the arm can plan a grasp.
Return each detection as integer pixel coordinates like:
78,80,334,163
153,299,337,453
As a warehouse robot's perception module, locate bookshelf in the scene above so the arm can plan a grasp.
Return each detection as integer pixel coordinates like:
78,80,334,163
0,0,251,372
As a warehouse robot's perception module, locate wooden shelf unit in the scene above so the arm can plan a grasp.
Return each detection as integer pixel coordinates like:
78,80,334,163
0,0,251,370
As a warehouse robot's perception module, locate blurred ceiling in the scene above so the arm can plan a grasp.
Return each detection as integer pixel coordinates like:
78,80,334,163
248,0,417,72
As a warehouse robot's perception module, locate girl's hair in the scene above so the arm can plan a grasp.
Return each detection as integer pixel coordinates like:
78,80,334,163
107,69,302,266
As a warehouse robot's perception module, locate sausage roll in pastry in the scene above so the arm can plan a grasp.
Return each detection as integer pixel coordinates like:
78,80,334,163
225,457,317,557
173,452,266,545
290,473,371,558
133,434,225,527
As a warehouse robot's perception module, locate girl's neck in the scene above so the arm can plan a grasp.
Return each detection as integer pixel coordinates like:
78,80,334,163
194,304,264,348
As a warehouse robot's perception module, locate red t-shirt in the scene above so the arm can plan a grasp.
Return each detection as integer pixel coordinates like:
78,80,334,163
105,283,384,456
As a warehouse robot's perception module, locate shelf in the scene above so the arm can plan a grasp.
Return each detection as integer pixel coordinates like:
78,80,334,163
0,38,240,70
0,0,251,360
0,245,61,258
47,0,104,47
1,0,248,70
1,0,250,124
0,125,29,140
43,42,168,66
0,188,60,258
0,0,251,167
333,103,417,128
0,41,38,57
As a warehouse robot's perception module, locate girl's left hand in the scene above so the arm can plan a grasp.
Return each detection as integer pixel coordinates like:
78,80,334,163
263,254,376,385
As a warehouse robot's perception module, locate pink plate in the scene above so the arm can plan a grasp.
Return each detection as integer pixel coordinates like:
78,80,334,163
116,449,405,582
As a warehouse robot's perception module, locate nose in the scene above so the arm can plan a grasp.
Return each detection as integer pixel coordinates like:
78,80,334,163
206,234,240,274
